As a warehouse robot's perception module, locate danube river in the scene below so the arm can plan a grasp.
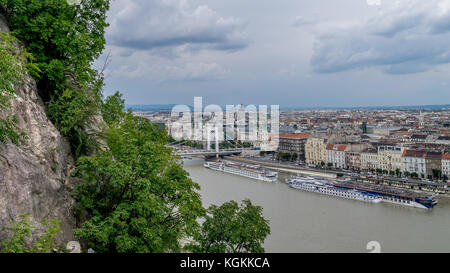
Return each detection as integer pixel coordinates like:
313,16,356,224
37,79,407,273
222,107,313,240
184,158,450,253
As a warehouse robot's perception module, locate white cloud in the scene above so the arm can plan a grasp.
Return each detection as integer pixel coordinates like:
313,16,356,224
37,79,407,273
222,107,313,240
311,0,450,74
102,46,228,82
100,0,246,82
107,0,248,52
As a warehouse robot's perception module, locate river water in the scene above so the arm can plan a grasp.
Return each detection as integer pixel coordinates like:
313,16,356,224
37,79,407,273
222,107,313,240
183,158,450,253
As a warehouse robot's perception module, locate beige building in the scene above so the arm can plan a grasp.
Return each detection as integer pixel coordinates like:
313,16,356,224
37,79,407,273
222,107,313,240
305,137,327,166
344,143,372,170
377,144,404,172
361,149,378,171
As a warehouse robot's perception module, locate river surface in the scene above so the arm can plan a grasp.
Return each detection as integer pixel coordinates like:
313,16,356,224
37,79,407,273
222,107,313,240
183,158,450,253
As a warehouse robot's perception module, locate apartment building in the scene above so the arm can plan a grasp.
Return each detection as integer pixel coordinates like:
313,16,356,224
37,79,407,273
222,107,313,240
361,149,378,171
344,143,372,170
401,150,427,177
305,137,327,166
326,144,347,169
442,153,450,179
277,133,311,161
377,144,404,172
425,151,443,179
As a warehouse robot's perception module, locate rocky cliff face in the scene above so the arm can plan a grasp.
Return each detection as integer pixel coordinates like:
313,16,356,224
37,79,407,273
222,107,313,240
0,14,76,247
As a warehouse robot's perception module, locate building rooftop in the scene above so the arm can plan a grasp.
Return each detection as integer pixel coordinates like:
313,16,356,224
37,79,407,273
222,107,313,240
279,133,312,139
402,149,426,158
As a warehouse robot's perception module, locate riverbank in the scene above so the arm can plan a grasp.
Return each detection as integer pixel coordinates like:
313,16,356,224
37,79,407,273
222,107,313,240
223,156,337,178
222,156,450,199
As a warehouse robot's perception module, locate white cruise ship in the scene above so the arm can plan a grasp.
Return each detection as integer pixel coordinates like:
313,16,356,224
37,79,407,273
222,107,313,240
287,177,382,204
204,161,278,182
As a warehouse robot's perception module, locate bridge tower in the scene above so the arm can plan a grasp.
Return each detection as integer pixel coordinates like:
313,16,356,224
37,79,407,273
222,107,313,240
215,127,219,158
207,128,211,151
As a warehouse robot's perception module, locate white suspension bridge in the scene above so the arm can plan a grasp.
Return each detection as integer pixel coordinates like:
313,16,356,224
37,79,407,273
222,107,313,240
168,127,255,158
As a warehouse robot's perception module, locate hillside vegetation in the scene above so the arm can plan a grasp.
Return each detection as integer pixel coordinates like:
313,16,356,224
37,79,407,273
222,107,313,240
0,0,270,253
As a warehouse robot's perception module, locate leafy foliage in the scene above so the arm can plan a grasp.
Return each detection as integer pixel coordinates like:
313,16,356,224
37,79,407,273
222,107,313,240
72,105,205,253
47,85,101,157
0,0,109,97
187,199,271,253
0,32,30,144
101,91,126,126
1,213,61,253
0,0,110,156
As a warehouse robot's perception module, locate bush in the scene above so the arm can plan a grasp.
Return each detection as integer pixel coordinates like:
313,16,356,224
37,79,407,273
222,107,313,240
47,85,101,157
1,213,61,253
0,33,35,144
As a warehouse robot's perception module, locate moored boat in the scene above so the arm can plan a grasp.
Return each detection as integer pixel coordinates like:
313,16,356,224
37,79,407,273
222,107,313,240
204,161,278,182
287,177,382,204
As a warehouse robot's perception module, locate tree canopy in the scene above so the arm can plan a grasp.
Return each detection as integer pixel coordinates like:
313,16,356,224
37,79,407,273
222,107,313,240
73,95,205,253
1,0,110,157
187,199,271,253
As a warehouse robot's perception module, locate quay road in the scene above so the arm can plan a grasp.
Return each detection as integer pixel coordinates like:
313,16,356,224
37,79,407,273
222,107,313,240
223,156,450,196
223,156,348,177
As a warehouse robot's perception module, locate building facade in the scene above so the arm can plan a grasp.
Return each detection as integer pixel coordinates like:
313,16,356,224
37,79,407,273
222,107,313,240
377,144,404,172
425,151,442,179
401,150,427,177
442,153,450,180
344,143,371,170
305,137,327,166
326,144,347,169
361,149,378,171
277,133,311,161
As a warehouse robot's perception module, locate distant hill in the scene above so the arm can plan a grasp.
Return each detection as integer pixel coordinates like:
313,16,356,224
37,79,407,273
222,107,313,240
127,104,450,112
126,104,179,112
282,104,450,111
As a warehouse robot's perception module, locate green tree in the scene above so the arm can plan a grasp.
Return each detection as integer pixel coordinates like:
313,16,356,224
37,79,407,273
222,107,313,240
72,110,205,253
1,0,110,100
101,91,125,126
1,0,110,157
187,200,270,253
432,169,441,180
1,213,61,253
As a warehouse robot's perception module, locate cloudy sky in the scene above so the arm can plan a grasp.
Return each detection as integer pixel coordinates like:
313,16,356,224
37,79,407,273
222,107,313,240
97,0,450,108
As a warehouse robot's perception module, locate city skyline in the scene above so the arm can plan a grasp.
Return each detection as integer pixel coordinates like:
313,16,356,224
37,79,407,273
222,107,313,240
98,0,450,107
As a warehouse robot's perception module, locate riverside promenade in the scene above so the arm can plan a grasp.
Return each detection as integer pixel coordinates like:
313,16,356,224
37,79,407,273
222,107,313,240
222,156,450,197
223,156,338,179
